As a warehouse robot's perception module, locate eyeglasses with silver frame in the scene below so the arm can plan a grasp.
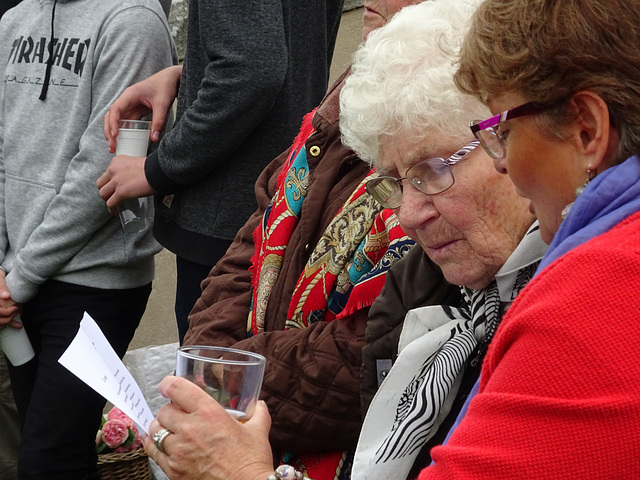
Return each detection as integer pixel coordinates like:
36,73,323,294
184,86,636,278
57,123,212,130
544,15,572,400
365,140,480,209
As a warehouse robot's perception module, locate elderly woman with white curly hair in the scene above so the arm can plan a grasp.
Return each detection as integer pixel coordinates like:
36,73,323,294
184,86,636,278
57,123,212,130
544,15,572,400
141,1,547,479
339,0,546,477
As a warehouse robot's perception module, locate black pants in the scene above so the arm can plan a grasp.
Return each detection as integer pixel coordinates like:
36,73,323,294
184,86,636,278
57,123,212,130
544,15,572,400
0,354,20,480
7,280,151,480
174,243,231,344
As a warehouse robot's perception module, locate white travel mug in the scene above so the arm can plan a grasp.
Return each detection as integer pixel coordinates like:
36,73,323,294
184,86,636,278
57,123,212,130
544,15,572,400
115,120,152,234
0,315,35,366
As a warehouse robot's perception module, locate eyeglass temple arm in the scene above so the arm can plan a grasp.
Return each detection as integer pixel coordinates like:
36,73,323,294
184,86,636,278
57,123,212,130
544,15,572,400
470,101,547,134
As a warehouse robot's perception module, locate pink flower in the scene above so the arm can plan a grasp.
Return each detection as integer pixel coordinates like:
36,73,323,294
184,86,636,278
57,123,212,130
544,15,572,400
96,407,143,453
107,407,134,428
114,425,143,453
101,419,130,448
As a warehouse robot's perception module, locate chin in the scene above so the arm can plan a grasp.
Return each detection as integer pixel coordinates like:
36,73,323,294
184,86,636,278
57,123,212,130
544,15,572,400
443,272,479,290
540,230,555,245
539,221,559,245
441,265,496,290
362,19,383,39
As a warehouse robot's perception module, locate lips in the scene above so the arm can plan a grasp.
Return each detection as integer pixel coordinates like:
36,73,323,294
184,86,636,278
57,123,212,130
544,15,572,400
363,5,383,20
425,238,460,253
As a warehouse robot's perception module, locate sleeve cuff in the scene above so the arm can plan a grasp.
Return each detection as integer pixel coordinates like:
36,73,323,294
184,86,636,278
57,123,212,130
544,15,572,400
145,149,181,195
5,269,40,304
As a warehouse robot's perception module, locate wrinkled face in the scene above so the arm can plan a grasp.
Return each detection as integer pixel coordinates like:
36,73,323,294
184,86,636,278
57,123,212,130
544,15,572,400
377,132,534,289
487,92,585,244
362,0,422,39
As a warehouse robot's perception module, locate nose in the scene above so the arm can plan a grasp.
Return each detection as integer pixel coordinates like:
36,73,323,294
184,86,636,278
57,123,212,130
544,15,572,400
493,154,508,175
395,181,438,230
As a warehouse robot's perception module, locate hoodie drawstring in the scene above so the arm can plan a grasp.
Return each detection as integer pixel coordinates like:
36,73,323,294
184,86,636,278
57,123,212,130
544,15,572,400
39,0,58,101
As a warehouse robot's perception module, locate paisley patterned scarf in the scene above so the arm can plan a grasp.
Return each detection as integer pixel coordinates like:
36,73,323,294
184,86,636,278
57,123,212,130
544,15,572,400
247,110,414,480
247,110,316,335
247,111,414,336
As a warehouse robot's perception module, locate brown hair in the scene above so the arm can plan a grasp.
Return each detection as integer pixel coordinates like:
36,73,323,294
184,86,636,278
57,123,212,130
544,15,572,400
454,0,640,161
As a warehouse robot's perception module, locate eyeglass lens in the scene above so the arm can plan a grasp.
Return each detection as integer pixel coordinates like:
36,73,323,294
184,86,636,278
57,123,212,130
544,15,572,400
365,177,403,208
365,159,454,208
406,158,454,194
471,100,561,159
475,127,504,159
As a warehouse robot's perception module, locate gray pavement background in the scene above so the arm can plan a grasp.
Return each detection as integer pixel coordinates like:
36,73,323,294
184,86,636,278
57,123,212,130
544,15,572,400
129,7,364,350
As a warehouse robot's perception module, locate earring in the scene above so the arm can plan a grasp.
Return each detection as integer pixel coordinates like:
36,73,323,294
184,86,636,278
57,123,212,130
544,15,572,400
561,168,595,220
574,168,595,197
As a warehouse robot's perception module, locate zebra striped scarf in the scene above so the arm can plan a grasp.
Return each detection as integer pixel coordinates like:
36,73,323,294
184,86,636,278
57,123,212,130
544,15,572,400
351,223,547,480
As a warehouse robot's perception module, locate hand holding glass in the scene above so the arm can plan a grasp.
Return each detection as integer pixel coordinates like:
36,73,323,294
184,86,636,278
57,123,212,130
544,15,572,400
175,346,266,421
115,119,152,234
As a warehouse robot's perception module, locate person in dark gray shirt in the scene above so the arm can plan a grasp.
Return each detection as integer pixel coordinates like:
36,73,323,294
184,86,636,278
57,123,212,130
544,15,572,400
98,0,345,343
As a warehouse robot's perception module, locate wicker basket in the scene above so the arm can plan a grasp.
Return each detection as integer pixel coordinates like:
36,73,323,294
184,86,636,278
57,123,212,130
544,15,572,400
98,448,150,480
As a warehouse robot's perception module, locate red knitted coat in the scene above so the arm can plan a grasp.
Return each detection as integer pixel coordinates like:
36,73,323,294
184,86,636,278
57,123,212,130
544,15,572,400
420,211,640,480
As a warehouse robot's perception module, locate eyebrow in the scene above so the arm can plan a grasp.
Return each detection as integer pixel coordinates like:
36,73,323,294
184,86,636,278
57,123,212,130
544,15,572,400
373,164,397,177
375,141,470,177
373,155,404,176
401,147,440,170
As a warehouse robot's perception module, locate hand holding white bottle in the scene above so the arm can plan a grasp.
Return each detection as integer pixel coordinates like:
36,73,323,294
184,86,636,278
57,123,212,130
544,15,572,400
0,314,35,366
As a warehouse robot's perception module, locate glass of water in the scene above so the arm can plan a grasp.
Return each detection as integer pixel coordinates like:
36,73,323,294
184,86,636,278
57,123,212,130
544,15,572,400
175,345,266,421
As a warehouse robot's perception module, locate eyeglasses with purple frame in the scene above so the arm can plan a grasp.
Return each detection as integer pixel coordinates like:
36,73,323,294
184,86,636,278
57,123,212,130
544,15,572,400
470,101,555,159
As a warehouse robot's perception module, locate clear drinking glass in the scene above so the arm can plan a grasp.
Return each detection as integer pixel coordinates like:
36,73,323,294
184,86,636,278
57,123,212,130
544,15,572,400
175,346,266,421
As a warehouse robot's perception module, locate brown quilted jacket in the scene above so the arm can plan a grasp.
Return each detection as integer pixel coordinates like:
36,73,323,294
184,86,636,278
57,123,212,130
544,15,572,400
184,72,373,453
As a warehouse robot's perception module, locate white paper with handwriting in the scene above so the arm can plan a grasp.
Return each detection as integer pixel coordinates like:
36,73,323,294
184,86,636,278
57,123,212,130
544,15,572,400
58,312,154,433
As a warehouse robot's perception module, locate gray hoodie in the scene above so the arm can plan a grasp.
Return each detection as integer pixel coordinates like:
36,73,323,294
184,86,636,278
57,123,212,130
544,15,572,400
0,0,177,303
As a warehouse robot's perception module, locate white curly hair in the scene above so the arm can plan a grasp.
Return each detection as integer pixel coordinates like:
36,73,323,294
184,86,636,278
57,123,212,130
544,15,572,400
339,0,490,165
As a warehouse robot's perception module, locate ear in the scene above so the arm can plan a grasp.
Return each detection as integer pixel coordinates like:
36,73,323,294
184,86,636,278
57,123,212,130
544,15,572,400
569,91,617,171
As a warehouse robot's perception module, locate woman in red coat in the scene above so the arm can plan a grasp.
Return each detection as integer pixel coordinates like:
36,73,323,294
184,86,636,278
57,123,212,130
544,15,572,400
420,0,640,478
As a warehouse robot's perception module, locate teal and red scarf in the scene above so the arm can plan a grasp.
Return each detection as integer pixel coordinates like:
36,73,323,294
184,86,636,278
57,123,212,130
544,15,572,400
247,110,413,479
247,110,413,337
